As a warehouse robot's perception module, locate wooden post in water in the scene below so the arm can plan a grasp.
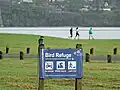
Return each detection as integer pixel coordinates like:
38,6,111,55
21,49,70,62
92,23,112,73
75,44,82,90
38,36,44,90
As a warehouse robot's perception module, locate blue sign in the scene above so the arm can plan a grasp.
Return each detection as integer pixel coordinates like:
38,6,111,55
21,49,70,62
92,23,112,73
39,48,83,79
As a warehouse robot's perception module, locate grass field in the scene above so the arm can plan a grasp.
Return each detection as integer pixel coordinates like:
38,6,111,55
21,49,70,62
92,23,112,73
0,33,120,90
1,33,120,56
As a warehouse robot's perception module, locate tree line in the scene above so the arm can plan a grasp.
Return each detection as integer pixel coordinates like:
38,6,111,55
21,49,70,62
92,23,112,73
0,0,120,27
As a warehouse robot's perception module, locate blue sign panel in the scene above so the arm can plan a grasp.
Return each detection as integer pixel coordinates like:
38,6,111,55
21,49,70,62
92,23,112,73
39,48,83,79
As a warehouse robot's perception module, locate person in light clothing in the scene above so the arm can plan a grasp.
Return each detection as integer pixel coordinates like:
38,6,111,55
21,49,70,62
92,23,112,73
89,27,94,40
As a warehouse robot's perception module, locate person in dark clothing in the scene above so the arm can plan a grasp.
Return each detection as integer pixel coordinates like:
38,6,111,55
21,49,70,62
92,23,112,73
69,28,73,38
75,27,80,39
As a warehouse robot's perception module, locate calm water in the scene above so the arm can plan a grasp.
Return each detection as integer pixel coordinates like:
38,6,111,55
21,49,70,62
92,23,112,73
0,27,120,39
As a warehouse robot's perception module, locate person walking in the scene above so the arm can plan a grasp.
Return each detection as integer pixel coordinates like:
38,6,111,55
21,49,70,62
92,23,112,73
89,27,94,40
75,27,80,39
69,28,73,38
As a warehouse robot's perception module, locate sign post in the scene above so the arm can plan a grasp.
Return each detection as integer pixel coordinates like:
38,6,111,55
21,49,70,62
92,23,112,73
39,48,83,89
38,36,45,90
75,44,83,90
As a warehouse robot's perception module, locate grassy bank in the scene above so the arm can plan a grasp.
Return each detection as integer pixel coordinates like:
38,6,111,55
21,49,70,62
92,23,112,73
0,33,120,90
0,33,120,56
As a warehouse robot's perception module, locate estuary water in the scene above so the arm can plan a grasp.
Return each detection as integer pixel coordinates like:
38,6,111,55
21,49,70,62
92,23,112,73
0,27,120,39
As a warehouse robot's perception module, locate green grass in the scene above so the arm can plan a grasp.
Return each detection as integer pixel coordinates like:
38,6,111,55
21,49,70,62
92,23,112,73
1,59,120,90
0,33,120,90
0,33,120,56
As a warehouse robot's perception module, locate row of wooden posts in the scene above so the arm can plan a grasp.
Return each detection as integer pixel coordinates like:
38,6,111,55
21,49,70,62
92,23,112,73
1,46,118,56
0,47,30,60
86,47,117,63
89,48,117,55
0,45,118,63
85,53,112,63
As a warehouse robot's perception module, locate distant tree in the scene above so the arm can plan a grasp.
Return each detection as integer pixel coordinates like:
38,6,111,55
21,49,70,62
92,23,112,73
65,0,84,12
